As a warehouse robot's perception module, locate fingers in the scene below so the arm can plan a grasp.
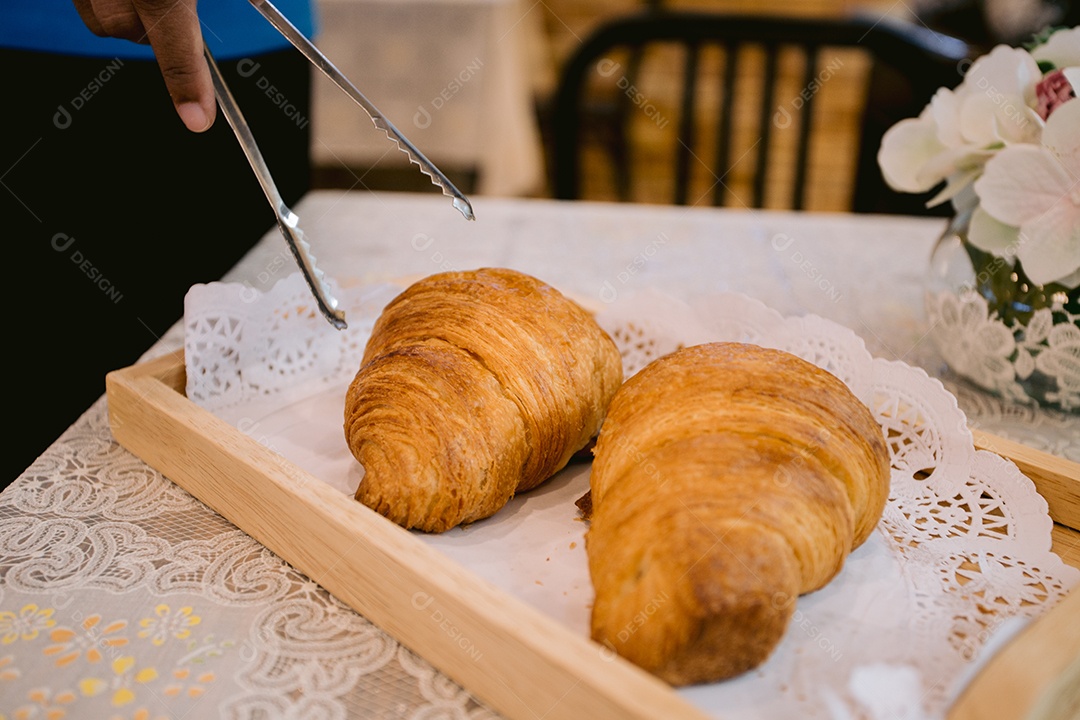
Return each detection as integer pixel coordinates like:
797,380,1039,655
71,0,216,132
84,0,148,43
133,0,216,131
71,0,108,37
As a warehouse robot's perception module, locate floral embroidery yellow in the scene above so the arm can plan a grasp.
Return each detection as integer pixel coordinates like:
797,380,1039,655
137,605,200,647
112,709,169,720
164,667,216,699
44,615,128,667
11,687,76,720
0,605,56,644
0,654,19,682
5,603,229,718
78,655,158,707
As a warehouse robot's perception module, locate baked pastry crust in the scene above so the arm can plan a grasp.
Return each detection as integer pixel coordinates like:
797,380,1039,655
345,268,623,532
586,342,890,685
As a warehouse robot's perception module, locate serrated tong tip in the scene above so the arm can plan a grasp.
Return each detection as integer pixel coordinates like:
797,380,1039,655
249,0,475,221
205,47,347,330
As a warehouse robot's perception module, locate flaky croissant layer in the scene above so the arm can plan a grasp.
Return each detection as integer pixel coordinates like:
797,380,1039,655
345,268,623,533
587,342,890,685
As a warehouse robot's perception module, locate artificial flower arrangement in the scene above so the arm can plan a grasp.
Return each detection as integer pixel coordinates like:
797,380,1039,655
877,25,1079,411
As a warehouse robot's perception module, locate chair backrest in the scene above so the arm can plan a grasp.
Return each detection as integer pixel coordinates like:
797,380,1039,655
549,10,971,212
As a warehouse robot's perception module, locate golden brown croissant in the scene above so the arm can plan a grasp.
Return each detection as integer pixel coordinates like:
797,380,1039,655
586,342,890,686
344,268,623,533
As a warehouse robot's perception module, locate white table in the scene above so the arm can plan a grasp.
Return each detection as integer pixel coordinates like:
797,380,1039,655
1,192,1076,719
310,0,550,197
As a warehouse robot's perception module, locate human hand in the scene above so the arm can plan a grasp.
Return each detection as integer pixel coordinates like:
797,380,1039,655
72,0,216,132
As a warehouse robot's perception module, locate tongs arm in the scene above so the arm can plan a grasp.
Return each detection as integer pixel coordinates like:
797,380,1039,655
248,0,476,221
203,0,475,329
204,47,347,329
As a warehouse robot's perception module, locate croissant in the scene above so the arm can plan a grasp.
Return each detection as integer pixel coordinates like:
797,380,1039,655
344,268,623,533
586,342,890,685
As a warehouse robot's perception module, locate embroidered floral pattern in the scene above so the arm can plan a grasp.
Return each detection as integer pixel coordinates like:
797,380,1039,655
928,291,1080,410
44,615,128,667
0,602,228,720
137,606,200,647
9,687,77,720
163,667,216,699
927,291,1026,401
78,655,158,706
0,654,19,682
115,710,169,720
0,605,56,645
1036,319,1080,409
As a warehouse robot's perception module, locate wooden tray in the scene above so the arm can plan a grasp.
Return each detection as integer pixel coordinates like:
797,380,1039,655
106,349,1080,720
106,349,705,719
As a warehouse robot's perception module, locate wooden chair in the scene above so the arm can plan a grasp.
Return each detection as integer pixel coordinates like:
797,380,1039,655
549,10,971,213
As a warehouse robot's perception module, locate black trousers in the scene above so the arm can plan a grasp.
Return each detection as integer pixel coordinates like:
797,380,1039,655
2,47,312,486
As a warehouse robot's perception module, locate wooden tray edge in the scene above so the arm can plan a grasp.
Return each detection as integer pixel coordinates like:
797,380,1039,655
105,349,708,720
948,582,1080,719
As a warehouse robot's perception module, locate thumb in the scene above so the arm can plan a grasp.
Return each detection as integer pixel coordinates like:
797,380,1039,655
135,0,216,132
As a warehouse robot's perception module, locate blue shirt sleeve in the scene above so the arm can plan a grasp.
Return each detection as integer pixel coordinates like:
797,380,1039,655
0,0,316,60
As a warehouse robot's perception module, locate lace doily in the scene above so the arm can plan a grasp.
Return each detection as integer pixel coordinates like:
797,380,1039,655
179,274,1078,720
926,289,1080,412
183,276,403,415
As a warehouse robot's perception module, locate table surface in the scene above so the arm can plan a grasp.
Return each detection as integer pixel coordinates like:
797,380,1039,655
2,191,1077,719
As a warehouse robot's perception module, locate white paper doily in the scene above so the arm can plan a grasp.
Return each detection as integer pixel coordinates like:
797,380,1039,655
184,273,1079,720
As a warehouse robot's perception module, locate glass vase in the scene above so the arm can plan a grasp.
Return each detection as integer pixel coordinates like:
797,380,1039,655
924,208,1080,413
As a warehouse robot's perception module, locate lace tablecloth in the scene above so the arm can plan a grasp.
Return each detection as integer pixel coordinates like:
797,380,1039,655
2,193,1076,719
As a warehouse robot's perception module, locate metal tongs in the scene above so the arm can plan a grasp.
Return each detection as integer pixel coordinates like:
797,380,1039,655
205,0,476,330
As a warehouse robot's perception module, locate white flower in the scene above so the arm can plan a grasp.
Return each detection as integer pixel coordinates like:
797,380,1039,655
955,44,1043,147
972,98,1080,286
1030,26,1080,68
880,26,1080,290
877,44,1043,204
